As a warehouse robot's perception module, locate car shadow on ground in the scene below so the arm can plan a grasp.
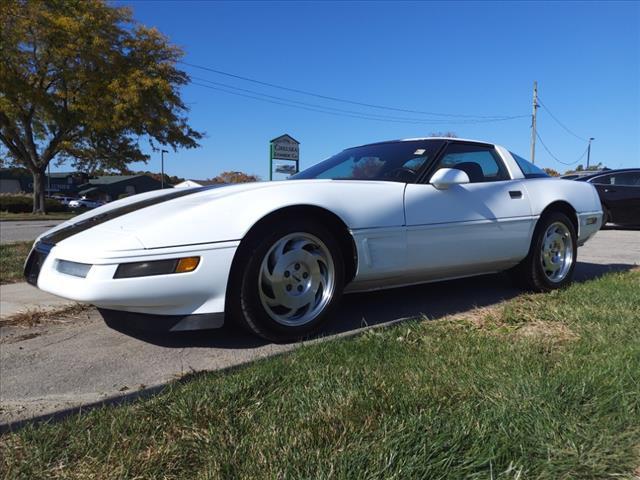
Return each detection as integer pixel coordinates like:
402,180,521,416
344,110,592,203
103,261,635,349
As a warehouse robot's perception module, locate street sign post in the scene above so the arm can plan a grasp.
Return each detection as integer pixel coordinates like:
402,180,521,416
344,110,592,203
270,134,300,180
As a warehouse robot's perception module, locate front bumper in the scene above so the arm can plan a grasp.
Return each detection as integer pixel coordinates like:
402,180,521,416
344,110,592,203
25,240,239,319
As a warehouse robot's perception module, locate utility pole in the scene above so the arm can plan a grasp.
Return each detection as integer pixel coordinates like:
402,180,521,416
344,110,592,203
530,81,538,164
161,149,169,189
586,137,594,169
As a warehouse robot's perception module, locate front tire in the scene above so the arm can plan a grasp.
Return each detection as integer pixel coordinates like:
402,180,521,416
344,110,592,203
510,211,577,292
228,218,345,342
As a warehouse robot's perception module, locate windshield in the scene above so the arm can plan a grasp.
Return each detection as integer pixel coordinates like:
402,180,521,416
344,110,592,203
292,140,442,182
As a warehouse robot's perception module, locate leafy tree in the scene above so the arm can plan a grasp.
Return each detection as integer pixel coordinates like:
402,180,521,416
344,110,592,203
211,171,260,184
429,131,458,138
543,167,560,177
0,0,203,213
568,162,607,175
585,162,606,171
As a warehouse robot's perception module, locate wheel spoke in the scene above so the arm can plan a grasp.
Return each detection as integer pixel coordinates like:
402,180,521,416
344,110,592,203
547,260,561,273
260,293,281,307
279,289,316,310
271,239,288,264
290,237,315,253
261,266,275,284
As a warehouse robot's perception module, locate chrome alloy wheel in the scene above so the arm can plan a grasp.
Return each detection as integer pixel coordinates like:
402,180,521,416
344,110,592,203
540,221,574,283
258,232,336,327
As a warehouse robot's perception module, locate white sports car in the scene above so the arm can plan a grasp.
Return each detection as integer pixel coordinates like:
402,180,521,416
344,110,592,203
25,138,602,341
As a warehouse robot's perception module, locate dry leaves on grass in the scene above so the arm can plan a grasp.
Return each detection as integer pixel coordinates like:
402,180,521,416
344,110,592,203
514,320,578,342
443,303,578,344
0,304,92,328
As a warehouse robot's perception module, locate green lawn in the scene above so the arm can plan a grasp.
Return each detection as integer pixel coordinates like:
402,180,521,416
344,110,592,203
0,211,76,221
0,241,31,284
2,270,639,479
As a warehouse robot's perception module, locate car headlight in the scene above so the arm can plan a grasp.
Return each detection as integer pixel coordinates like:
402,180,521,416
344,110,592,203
56,260,92,278
113,257,200,279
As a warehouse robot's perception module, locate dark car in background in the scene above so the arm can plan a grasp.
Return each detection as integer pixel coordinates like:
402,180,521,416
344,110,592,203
574,169,640,227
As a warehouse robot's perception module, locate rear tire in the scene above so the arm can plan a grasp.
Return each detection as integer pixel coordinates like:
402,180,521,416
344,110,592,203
228,217,344,342
509,211,577,292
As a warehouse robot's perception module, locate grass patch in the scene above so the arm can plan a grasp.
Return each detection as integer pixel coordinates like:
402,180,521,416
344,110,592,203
0,242,31,284
0,211,76,221
2,270,639,479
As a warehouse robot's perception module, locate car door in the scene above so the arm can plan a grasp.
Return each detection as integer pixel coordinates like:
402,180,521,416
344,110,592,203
404,142,533,280
590,172,640,225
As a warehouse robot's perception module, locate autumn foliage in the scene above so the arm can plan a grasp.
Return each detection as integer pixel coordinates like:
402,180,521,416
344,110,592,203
0,0,202,212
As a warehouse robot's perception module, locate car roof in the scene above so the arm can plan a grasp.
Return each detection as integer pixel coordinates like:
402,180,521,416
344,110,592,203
349,137,495,150
574,168,640,181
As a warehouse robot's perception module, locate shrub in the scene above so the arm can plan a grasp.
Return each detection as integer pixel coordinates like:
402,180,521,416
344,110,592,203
0,194,66,213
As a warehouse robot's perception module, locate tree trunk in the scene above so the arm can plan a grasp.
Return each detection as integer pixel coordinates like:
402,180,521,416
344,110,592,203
31,167,47,214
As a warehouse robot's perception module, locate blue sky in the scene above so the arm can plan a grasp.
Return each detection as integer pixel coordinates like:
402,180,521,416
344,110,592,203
105,0,639,179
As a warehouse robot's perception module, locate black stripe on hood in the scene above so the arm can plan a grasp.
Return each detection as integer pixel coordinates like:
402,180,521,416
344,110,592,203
42,185,223,245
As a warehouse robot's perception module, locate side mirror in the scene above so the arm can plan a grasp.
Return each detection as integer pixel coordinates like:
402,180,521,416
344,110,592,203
430,168,470,190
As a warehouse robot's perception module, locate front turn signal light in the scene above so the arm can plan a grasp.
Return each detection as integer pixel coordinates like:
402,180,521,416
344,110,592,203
114,256,201,278
175,256,200,273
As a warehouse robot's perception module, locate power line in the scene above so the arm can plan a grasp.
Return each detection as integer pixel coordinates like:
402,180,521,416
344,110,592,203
192,81,520,125
537,97,588,142
191,75,526,125
182,61,528,120
536,131,589,166
191,76,447,122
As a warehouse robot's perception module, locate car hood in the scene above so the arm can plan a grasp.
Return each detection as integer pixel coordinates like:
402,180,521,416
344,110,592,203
38,179,406,252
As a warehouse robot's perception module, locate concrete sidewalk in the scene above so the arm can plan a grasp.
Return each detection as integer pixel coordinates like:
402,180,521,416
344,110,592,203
0,282,75,319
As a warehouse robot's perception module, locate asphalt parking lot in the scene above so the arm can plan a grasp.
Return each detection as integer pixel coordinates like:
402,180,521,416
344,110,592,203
0,228,638,428
0,220,65,244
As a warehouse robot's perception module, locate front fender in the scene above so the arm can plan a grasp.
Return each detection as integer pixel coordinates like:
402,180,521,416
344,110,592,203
132,181,406,248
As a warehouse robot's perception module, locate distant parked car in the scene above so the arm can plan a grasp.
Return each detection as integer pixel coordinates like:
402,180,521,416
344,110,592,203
574,169,640,227
561,170,607,180
68,197,105,210
50,195,77,206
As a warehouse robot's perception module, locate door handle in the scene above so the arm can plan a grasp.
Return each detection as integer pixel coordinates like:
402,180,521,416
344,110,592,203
604,188,616,193
509,190,523,199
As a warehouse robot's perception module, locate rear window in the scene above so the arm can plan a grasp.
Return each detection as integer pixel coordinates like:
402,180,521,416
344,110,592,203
510,152,549,178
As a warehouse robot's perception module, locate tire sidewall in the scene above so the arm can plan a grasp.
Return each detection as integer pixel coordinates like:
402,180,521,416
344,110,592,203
531,212,578,290
234,219,345,341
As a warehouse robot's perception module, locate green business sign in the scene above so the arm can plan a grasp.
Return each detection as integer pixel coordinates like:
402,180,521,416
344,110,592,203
270,134,300,180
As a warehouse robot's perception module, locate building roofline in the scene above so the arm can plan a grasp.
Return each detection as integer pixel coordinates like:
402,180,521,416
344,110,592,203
270,134,300,144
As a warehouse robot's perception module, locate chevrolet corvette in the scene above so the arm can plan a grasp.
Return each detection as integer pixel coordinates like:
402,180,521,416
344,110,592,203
25,138,603,341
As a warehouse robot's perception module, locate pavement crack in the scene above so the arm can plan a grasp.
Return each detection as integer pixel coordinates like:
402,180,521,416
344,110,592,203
37,331,83,350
